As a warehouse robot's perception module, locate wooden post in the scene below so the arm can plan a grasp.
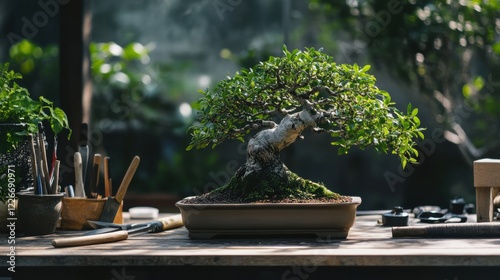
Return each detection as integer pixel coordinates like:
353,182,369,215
473,158,500,222
58,0,92,188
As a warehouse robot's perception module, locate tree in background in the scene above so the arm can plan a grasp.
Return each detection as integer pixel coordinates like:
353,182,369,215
311,0,500,163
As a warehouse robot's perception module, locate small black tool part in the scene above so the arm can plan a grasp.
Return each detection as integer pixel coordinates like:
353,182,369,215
382,206,409,227
449,197,465,215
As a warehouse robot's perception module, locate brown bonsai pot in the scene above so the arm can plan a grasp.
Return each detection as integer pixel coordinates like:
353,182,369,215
176,196,361,239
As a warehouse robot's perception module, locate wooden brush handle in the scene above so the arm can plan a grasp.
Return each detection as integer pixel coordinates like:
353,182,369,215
90,153,102,198
74,152,86,197
115,156,140,202
52,230,128,248
104,156,111,197
37,129,50,189
52,160,60,194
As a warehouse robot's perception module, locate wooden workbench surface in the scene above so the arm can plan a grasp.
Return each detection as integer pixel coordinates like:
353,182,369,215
3,212,500,268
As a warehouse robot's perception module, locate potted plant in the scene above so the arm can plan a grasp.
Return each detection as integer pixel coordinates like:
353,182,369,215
0,62,70,201
176,46,424,239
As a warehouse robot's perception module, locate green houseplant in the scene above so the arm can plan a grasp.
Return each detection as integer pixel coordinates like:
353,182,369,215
176,46,424,238
0,63,70,201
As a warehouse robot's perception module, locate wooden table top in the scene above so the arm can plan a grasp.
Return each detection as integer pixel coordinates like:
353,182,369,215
2,211,500,268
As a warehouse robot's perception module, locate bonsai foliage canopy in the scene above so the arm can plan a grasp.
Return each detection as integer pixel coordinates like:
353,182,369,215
187,46,424,202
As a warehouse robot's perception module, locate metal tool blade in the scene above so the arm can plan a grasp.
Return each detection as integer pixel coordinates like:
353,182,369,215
82,223,152,237
82,226,121,236
90,214,183,234
87,220,142,230
98,196,122,223
126,224,155,235
98,156,140,222
83,222,152,236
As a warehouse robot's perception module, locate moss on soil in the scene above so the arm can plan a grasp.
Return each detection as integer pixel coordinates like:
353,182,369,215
184,166,351,204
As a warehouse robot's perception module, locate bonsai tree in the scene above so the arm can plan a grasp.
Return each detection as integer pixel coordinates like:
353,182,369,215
186,46,424,203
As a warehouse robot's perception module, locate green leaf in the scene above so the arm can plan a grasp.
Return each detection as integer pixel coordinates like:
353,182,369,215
338,146,348,155
360,65,371,73
411,108,418,116
51,107,69,136
413,116,420,126
417,131,425,139
39,96,52,105
282,44,289,54
406,103,412,115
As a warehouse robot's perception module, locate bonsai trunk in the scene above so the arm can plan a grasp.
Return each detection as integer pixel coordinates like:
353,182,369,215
216,104,339,202
244,111,311,178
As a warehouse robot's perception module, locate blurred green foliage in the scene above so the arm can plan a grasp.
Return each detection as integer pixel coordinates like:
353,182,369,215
6,40,226,195
90,41,188,131
0,62,69,149
88,41,225,194
6,39,59,104
310,0,500,160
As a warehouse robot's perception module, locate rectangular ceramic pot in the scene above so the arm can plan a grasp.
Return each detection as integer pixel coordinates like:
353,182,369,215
176,196,361,239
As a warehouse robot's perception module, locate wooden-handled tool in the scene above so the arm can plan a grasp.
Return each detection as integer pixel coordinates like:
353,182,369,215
74,152,86,197
52,214,183,248
154,214,184,232
52,230,128,248
37,123,50,191
103,156,112,197
98,156,140,222
51,160,60,194
28,135,40,193
88,214,184,233
392,223,500,238
89,153,102,198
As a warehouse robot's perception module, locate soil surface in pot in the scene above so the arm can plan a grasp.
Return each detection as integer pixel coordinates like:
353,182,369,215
183,166,353,204
180,192,353,204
